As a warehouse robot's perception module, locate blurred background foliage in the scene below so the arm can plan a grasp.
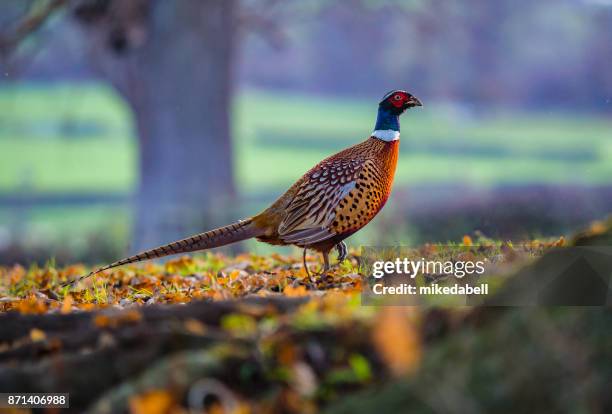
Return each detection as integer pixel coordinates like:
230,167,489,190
0,0,611,265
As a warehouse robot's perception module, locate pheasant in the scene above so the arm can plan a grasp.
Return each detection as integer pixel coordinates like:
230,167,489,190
63,90,421,286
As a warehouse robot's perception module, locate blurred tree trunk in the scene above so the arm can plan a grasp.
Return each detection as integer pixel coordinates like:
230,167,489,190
75,0,237,250
128,0,236,251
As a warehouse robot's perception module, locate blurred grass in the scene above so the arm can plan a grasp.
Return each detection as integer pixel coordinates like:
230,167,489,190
1,82,611,195
237,91,612,189
0,83,136,193
0,82,611,257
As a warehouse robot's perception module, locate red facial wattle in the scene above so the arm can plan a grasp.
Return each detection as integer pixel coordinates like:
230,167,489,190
389,93,407,108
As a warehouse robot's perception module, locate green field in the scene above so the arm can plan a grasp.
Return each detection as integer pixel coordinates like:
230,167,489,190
1,83,612,196
1,82,611,256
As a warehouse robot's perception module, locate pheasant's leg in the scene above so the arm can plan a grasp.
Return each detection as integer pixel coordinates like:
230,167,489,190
322,251,330,273
302,247,318,288
303,247,311,278
335,241,348,263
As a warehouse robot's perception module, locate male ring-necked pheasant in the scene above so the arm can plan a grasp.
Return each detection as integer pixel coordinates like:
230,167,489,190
64,90,421,286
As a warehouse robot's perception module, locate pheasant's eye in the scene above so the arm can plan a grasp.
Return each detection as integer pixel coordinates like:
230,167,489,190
393,94,402,101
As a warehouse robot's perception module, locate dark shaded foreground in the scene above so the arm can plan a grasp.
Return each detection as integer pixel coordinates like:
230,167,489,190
0,218,610,413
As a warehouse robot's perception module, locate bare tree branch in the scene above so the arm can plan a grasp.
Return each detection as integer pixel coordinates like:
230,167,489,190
0,0,70,61
238,0,288,49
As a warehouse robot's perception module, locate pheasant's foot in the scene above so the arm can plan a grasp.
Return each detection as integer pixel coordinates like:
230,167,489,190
299,249,340,289
320,273,337,289
308,270,338,290
306,272,320,289
335,241,348,263
298,268,331,289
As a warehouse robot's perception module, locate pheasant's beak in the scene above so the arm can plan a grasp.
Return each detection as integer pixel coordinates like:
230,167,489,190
407,96,422,107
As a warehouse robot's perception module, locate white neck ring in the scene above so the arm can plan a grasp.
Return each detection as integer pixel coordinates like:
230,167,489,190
372,129,400,141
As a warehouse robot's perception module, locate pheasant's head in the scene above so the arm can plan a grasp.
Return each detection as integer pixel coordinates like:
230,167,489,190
379,90,422,115
372,90,421,140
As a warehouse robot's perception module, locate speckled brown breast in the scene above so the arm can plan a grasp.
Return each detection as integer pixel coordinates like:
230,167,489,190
330,139,399,235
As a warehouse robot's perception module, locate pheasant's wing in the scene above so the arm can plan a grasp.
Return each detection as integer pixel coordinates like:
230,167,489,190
278,157,365,246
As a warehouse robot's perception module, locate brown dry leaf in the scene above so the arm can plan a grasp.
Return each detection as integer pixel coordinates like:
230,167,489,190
93,314,111,328
184,318,207,336
29,328,46,342
588,220,607,235
16,296,48,314
78,303,96,311
122,309,144,323
228,269,244,281
94,310,143,328
294,265,309,279
234,403,253,414
419,243,438,256
0,408,32,414
207,402,252,414
371,307,421,377
457,251,476,262
279,388,316,414
129,389,174,414
277,342,298,366
283,285,309,297
61,294,74,314
8,265,26,284
208,402,225,414
553,236,565,247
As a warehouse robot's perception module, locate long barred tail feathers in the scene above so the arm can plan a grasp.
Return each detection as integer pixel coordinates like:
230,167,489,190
61,218,262,288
